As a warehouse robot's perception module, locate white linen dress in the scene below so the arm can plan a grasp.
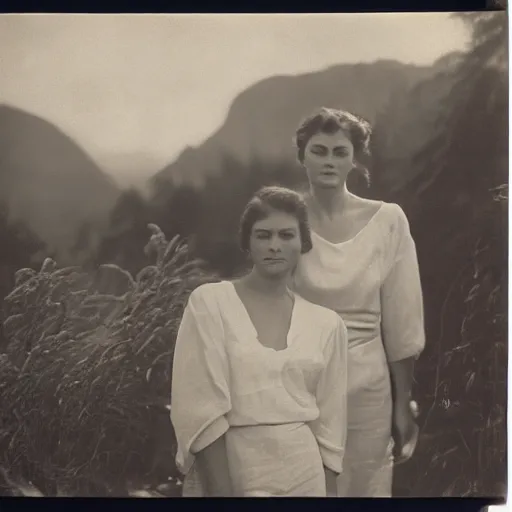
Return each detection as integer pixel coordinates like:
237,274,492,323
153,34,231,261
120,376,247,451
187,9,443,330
170,280,349,497
292,202,425,497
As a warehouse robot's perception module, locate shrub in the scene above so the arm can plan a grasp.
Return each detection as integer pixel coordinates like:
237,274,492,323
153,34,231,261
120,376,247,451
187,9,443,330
0,224,218,496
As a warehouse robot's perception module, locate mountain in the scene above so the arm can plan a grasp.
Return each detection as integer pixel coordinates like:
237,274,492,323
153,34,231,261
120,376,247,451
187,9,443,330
151,59,434,189
371,51,466,198
0,105,121,260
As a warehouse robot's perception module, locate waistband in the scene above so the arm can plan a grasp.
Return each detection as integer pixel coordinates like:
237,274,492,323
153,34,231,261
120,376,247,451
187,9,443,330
333,310,381,348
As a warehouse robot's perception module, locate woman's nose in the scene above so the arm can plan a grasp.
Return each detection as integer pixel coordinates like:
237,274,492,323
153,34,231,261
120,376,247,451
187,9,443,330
322,154,335,167
269,237,282,251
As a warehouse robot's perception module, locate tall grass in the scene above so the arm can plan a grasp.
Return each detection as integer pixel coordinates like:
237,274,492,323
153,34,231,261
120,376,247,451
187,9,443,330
0,224,217,496
393,184,507,497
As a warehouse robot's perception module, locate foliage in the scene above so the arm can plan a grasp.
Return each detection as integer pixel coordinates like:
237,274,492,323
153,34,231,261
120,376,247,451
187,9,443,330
405,12,507,204
393,185,507,497
0,202,47,349
389,11,507,497
0,225,218,496
87,189,156,276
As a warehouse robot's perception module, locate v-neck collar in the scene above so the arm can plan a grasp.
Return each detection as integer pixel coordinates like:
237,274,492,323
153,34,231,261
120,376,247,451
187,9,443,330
311,201,384,246
225,280,298,353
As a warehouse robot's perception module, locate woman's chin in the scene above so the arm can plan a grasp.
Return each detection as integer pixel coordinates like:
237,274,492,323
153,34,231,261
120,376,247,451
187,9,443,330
257,266,292,279
314,176,343,189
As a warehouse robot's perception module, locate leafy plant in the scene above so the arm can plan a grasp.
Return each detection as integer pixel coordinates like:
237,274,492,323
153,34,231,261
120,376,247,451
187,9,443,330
390,11,507,497
0,224,217,496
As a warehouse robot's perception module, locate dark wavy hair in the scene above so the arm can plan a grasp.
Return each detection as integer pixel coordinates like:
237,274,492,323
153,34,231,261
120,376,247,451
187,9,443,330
239,186,313,254
294,107,373,186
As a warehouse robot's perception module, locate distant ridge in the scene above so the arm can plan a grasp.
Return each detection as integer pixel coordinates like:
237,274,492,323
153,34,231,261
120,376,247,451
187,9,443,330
151,59,432,189
0,104,120,259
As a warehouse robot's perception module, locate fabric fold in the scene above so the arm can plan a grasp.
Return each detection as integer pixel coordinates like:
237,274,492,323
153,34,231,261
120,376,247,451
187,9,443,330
170,285,232,475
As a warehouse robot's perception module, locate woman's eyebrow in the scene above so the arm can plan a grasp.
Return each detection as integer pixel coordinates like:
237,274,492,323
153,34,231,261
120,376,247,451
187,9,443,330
311,143,348,150
254,228,297,233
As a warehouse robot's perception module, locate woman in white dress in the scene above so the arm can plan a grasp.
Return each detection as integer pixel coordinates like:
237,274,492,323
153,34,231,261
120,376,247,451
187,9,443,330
170,186,349,497
291,107,425,497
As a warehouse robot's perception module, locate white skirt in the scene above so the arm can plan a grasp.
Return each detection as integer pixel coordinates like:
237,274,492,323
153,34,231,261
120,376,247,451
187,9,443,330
182,422,326,497
336,338,394,497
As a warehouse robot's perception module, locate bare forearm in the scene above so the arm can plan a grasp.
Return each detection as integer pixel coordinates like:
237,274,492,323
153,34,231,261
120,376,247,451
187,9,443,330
388,356,415,407
195,435,233,497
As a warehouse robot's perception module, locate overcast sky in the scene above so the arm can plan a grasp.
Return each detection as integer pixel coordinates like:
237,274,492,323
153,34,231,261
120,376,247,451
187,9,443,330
0,13,470,183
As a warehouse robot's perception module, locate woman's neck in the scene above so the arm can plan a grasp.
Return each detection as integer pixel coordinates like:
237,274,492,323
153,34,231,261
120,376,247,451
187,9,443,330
308,183,351,219
243,268,290,298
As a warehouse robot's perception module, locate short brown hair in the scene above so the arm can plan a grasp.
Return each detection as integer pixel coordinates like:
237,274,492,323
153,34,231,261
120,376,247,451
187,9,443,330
239,186,313,254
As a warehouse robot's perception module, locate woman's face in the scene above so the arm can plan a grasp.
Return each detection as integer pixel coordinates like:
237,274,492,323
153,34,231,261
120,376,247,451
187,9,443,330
302,129,355,190
249,210,302,278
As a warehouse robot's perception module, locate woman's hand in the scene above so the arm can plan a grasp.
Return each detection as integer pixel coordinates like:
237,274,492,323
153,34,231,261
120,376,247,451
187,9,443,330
392,399,419,465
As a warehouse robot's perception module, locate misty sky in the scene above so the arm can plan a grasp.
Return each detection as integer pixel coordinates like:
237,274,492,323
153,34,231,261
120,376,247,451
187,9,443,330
0,13,470,184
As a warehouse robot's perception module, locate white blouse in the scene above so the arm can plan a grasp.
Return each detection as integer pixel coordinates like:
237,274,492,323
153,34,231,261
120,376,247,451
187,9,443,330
292,202,425,392
170,280,348,476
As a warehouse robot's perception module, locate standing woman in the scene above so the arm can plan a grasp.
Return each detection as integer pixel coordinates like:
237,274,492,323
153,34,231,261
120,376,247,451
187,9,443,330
291,107,425,497
171,186,349,497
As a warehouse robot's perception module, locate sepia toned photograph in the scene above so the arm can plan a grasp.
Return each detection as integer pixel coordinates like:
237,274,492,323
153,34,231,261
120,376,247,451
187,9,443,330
0,12,508,499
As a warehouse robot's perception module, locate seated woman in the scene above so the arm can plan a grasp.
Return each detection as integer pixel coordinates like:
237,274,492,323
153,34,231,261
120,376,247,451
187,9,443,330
170,186,349,497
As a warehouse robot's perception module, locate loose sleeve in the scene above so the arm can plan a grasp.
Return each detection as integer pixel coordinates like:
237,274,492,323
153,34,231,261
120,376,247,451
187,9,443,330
309,316,348,474
380,205,426,363
170,286,231,475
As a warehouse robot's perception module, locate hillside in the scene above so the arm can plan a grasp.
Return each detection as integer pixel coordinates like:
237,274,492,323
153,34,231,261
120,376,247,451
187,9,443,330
151,59,433,189
371,51,466,196
0,105,121,259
